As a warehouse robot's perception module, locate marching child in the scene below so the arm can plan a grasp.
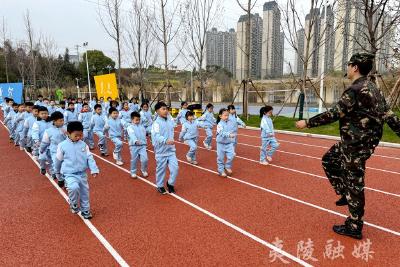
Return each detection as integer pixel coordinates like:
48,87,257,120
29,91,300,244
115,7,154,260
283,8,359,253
176,101,189,125
54,121,99,219
78,103,95,150
179,111,199,165
151,102,179,194
91,104,109,156
129,97,140,112
39,111,67,180
119,102,132,139
2,98,14,121
64,102,78,124
23,105,40,153
227,104,246,152
104,107,124,165
47,100,57,115
260,106,279,165
18,102,33,149
12,103,26,148
198,103,216,150
127,111,148,178
140,102,153,135
32,106,51,159
4,103,18,141
216,108,236,177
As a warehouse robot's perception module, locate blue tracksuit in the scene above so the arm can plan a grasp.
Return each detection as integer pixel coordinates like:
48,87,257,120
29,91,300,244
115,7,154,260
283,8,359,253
140,110,153,135
13,111,28,146
176,109,188,125
91,113,108,153
179,120,199,161
104,117,124,161
4,109,16,136
199,111,216,147
129,103,139,112
119,109,132,139
78,111,95,149
228,114,246,151
32,120,51,157
47,105,57,115
55,138,99,212
151,116,179,188
127,123,148,175
23,114,36,148
260,115,279,161
40,125,66,177
216,120,235,174
75,103,83,114
64,109,78,125
34,100,45,107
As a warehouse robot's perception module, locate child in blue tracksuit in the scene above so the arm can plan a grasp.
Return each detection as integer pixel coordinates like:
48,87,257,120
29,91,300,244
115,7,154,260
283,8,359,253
198,103,216,150
140,102,153,135
176,101,188,138
129,97,140,112
39,111,67,179
2,98,14,121
64,102,78,125
32,106,51,159
127,111,148,179
179,110,200,165
151,102,179,195
227,105,246,153
78,103,95,150
23,105,39,153
216,108,236,177
91,104,109,156
4,103,18,140
260,105,279,165
47,100,57,115
104,107,124,165
17,102,33,149
11,104,26,147
55,121,99,219
119,102,132,139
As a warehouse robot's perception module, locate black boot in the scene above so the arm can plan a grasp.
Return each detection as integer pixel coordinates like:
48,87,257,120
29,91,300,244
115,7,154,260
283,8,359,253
335,195,348,206
333,217,363,239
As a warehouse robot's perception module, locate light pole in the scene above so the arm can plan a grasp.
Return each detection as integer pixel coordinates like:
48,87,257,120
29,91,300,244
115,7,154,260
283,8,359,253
75,78,80,98
83,42,92,101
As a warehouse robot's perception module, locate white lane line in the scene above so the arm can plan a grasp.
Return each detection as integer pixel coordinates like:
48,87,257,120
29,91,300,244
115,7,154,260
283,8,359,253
0,122,130,267
116,139,400,237
92,153,312,267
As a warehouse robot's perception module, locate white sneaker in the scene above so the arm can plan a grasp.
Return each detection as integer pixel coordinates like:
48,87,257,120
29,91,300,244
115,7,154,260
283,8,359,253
267,156,273,162
203,141,208,149
113,152,118,160
131,173,137,179
192,160,198,165
116,160,123,166
186,155,192,163
260,161,269,165
19,146,24,151
225,169,232,175
219,172,227,177
141,172,148,178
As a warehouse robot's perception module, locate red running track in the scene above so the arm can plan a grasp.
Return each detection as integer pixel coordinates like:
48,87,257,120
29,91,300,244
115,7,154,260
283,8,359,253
1,122,400,266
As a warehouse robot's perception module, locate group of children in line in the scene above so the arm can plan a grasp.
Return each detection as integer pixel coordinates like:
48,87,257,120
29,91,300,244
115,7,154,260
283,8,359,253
1,95,279,218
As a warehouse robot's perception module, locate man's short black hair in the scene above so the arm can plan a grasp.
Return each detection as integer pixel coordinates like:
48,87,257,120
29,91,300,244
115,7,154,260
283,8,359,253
131,111,140,119
50,111,64,121
155,101,167,111
38,106,49,113
108,107,118,115
94,104,102,110
25,102,34,107
67,121,83,133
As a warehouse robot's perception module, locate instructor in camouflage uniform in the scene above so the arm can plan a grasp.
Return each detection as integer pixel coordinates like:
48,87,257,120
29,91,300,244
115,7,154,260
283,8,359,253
296,52,400,239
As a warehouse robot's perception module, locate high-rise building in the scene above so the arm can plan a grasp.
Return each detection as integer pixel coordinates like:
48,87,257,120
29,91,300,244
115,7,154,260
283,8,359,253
205,28,236,77
261,1,283,79
295,28,305,76
318,5,335,76
304,8,321,78
236,13,263,81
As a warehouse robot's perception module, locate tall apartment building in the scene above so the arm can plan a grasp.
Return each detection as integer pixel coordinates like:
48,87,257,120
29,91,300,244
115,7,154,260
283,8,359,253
318,5,335,76
205,28,236,77
236,13,263,81
295,28,305,75
261,1,284,79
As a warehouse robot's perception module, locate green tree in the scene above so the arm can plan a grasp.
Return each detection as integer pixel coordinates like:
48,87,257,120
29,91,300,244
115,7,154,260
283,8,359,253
79,50,115,78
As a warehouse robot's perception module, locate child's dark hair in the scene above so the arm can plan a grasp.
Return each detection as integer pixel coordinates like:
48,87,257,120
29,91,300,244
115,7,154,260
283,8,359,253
140,102,148,108
155,101,167,111
206,103,213,109
109,107,118,115
38,94,43,98
50,111,64,121
260,105,273,118
131,111,140,120
12,102,18,107
67,102,75,107
59,100,65,106
227,104,237,118
122,101,128,107
25,102,34,107
32,105,40,111
67,121,83,133
94,104,102,110
216,108,228,124
185,110,194,119
181,101,187,107
82,102,89,108
38,106,49,113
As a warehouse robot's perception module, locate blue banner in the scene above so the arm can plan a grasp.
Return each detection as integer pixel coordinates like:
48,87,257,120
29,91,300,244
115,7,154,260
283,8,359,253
0,83,24,104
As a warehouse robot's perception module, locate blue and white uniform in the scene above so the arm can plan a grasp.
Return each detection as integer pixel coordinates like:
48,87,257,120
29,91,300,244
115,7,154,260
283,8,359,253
216,119,236,174
78,111,95,149
90,113,108,154
140,110,153,135
127,123,148,176
260,115,279,162
104,117,124,161
40,125,66,177
64,109,78,125
179,120,200,162
198,110,216,148
228,114,246,151
31,119,51,157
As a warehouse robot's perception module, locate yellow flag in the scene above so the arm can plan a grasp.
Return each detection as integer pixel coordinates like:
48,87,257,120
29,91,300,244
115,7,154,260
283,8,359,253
94,73,119,100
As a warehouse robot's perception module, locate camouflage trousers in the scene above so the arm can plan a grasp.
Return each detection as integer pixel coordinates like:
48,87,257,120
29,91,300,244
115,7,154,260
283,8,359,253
322,142,374,225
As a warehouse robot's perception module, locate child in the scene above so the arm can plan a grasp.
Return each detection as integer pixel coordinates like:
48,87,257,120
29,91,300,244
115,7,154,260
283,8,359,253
4,103,18,141
34,95,44,106
104,107,124,165
39,111,67,179
54,121,99,219
179,110,200,165
198,103,216,150
64,102,78,124
2,98,14,120
31,106,51,159
47,100,57,115
129,97,140,112
78,103,95,150
19,102,34,149
127,112,148,178
119,102,132,139
23,105,40,153
91,104,109,156
176,101,189,125
12,104,26,148
216,108,236,177
139,102,153,135
151,102,179,194
75,98,83,113
56,100,66,113
260,106,279,165
227,104,246,152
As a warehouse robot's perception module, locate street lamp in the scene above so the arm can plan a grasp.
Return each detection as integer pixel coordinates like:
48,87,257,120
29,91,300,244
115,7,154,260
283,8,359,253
75,78,80,98
83,42,92,101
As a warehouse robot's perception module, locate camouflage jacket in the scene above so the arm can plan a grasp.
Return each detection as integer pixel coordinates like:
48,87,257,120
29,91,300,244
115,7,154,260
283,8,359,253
307,76,400,150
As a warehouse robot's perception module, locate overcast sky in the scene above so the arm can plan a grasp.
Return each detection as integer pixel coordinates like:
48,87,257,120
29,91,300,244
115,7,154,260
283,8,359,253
1,0,312,71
